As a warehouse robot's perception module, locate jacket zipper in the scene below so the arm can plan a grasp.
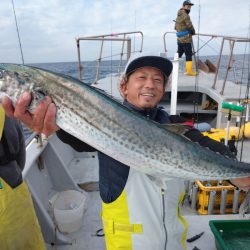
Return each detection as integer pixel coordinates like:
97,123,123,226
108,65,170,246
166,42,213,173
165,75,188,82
147,112,167,248
161,188,167,249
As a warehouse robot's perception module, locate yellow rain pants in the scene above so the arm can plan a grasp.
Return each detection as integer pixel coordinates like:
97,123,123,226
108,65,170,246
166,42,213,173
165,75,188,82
0,105,45,250
0,179,45,250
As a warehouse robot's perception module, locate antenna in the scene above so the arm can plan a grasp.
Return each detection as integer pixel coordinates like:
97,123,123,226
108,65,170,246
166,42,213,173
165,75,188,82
133,10,137,53
11,0,24,64
237,4,250,161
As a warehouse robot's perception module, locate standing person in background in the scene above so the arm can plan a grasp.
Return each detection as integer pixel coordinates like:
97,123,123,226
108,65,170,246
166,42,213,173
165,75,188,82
0,105,45,250
175,0,197,76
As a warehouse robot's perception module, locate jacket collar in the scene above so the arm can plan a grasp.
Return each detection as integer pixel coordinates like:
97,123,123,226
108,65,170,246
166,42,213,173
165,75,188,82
123,99,158,120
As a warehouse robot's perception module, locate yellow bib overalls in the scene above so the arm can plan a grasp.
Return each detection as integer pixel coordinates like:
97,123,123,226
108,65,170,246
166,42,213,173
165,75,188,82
0,105,45,250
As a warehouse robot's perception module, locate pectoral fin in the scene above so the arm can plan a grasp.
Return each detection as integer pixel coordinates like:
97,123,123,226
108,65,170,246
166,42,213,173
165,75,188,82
159,123,191,135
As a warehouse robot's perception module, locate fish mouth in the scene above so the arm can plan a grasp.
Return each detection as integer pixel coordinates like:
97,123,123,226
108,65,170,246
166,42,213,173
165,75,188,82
0,69,6,90
0,69,5,80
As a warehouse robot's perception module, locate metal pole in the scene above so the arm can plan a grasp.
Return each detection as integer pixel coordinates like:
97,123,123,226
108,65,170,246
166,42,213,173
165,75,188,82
212,38,224,89
191,39,197,71
246,103,249,122
208,190,216,215
118,35,126,74
220,40,235,95
127,39,131,60
75,31,143,83
94,39,104,84
232,188,240,213
225,111,231,146
236,102,241,126
76,39,83,81
220,189,228,214
191,183,198,210
170,53,179,115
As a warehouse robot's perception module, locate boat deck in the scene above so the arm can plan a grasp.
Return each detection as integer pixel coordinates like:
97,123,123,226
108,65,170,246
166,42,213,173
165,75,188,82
40,136,250,250
175,71,248,103
46,190,249,250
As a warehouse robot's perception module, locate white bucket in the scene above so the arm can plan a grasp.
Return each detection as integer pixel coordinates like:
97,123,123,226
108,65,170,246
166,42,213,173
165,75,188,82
50,190,86,234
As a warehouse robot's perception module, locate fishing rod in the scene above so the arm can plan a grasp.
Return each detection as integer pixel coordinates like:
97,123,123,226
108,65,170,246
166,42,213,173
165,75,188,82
237,49,250,161
11,0,24,64
192,0,201,125
234,6,250,161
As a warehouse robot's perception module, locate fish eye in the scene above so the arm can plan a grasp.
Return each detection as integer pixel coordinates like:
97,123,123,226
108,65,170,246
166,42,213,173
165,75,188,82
33,87,48,97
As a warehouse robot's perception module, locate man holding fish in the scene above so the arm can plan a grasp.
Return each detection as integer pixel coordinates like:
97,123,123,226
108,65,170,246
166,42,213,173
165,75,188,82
2,53,250,250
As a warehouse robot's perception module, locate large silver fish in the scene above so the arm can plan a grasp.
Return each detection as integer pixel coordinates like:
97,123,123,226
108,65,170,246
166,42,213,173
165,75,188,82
0,63,250,180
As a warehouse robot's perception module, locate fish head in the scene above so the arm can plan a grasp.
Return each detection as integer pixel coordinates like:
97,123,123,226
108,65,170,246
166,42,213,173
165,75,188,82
0,63,37,102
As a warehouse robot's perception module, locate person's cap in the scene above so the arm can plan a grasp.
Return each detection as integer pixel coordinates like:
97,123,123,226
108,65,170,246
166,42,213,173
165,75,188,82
124,53,173,78
183,0,194,6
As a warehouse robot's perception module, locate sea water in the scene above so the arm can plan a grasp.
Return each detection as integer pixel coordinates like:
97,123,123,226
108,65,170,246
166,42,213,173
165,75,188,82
30,54,249,84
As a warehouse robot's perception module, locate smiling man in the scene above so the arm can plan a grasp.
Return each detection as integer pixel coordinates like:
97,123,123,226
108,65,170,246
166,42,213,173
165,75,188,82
119,54,172,110
96,54,235,250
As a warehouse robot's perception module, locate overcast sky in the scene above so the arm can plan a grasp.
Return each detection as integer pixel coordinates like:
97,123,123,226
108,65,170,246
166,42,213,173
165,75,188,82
0,0,249,63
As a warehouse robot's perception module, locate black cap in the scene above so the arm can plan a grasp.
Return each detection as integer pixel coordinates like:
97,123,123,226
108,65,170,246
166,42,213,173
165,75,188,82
124,53,173,78
183,0,194,6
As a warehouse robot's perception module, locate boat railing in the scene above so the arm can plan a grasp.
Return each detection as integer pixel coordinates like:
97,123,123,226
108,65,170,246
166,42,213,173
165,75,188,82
76,31,144,83
163,31,250,95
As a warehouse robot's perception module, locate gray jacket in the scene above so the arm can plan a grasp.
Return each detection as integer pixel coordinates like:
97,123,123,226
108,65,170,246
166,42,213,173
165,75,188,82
0,116,25,188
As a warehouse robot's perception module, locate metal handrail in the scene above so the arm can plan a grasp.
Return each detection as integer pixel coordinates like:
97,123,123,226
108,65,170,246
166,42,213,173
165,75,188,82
163,31,250,52
163,32,250,95
76,31,144,82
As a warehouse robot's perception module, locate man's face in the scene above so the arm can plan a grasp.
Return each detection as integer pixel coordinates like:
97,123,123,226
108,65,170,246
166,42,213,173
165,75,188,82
183,4,192,10
123,67,165,109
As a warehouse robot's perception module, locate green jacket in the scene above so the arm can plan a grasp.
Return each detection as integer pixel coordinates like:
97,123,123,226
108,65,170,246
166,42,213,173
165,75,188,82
175,8,195,43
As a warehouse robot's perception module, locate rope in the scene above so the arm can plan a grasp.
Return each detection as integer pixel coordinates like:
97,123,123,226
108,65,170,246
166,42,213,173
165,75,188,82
11,0,24,64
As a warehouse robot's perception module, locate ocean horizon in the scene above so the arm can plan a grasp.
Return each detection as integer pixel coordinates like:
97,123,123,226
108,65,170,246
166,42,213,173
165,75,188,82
30,54,249,85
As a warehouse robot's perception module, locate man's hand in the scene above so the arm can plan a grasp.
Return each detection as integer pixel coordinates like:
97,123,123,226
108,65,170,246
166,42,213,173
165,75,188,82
2,92,59,137
230,176,250,191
